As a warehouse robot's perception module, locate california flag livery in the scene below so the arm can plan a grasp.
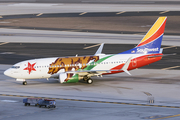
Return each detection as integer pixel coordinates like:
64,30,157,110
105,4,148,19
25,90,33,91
4,17,168,85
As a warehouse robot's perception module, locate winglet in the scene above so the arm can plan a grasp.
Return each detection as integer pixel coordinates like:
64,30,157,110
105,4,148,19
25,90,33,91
120,57,132,75
94,43,104,55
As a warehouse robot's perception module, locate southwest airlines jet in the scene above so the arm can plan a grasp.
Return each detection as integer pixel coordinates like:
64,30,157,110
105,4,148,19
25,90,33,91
4,17,167,85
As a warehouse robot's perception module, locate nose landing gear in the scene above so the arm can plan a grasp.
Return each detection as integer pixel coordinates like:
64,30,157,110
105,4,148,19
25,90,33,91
23,81,27,85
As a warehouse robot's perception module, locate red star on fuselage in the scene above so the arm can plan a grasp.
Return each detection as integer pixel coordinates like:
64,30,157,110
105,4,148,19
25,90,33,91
24,62,36,74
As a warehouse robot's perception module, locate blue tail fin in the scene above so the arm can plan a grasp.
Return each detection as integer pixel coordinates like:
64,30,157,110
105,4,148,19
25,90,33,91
120,17,167,54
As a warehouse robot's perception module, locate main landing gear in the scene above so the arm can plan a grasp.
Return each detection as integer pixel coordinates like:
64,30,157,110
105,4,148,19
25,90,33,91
83,75,93,84
23,81,27,85
87,79,93,84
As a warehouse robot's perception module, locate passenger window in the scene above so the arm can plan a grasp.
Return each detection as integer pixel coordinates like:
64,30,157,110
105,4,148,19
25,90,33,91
11,66,20,69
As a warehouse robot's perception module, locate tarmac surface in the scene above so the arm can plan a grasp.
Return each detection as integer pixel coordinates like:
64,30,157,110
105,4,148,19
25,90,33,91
1,96,180,120
0,1,180,120
0,3,180,16
1,64,180,120
0,42,179,70
1,14,180,36
1,0,180,4
0,29,179,119
0,28,179,45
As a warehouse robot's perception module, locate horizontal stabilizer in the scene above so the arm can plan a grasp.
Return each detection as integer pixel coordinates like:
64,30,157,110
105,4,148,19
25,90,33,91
147,53,176,58
120,57,132,75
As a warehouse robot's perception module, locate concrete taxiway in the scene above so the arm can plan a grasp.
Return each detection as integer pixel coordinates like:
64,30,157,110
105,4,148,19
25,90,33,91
0,42,179,70
1,96,180,120
0,28,179,46
0,3,180,15
1,64,180,120
0,32,179,119
0,35,179,117
0,1,180,120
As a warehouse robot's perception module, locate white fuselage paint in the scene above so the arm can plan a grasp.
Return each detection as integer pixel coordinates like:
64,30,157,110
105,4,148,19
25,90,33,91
4,54,143,80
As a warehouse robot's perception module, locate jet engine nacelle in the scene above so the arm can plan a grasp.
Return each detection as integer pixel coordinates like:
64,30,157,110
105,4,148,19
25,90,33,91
59,73,67,83
59,73,80,83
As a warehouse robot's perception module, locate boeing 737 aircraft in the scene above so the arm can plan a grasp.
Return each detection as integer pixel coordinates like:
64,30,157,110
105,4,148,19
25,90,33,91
4,17,167,85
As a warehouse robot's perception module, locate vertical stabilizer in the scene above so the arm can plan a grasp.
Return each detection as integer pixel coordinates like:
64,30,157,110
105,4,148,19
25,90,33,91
137,17,167,48
120,17,167,54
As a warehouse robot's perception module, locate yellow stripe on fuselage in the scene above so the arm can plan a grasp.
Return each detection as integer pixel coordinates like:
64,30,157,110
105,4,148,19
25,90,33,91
140,17,167,43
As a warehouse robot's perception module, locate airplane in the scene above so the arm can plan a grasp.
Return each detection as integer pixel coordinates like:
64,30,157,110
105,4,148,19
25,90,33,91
4,16,167,85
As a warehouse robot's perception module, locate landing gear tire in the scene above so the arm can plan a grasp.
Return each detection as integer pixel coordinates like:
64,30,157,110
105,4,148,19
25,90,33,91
87,79,93,84
23,81,27,85
83,76,93,84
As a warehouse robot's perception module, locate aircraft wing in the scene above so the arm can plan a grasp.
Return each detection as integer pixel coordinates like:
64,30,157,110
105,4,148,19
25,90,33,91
66,56,132,76
66,69,128,76
66,69,110,77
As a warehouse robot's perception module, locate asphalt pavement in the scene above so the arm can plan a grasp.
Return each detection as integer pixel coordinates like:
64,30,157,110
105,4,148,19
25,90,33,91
0,43,179,70
0,2,180,120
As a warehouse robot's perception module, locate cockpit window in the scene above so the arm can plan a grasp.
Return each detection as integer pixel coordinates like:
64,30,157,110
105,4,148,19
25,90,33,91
11,66,20,69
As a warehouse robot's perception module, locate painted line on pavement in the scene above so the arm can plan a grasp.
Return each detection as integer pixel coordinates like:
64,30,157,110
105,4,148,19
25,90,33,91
36,13,43,16
79,12,87,15
84,43,101,49
0,42,9,46
0,94,180,108
116,11,126,15
162,46,176,49
159,10,170,14
161,66,180,70
153,114,180,120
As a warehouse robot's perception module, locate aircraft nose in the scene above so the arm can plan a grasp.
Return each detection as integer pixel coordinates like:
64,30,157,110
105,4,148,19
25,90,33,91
4,69,11,77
